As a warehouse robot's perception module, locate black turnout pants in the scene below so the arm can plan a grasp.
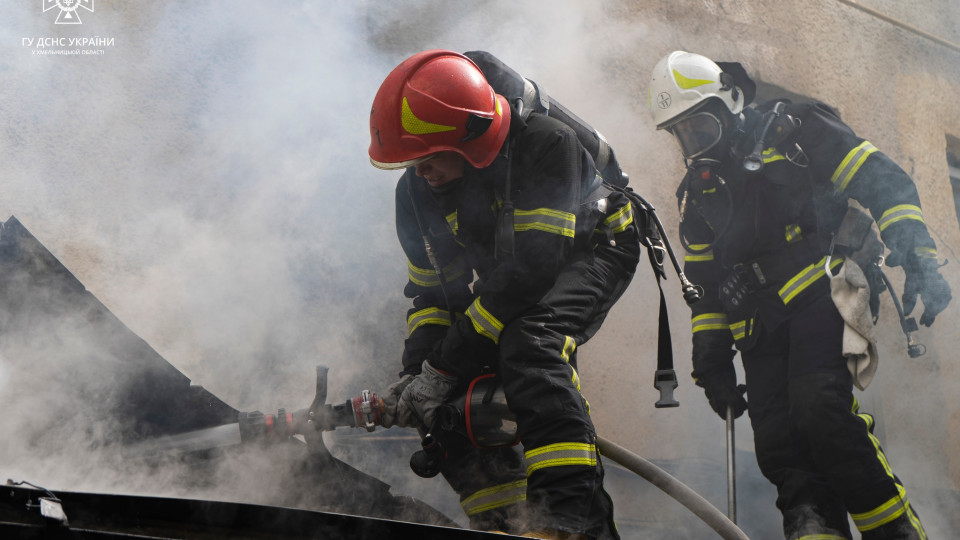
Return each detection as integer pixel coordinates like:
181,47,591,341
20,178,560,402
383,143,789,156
742,294,926,539
441,241,639,539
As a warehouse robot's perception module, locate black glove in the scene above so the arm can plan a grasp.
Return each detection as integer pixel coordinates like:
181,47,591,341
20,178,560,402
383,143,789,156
431,317,499,379
697,367,747,420
902,256,951,327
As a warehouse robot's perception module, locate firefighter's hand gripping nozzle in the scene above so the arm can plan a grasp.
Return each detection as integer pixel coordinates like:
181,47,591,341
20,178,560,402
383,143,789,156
238,367,521,479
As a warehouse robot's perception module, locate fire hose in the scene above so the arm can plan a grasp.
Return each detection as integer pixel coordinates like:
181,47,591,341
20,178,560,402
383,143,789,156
133,367,750,539
261,369,749,540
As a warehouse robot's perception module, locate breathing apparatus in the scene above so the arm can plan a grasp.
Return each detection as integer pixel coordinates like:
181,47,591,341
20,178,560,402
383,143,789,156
676,99,805,256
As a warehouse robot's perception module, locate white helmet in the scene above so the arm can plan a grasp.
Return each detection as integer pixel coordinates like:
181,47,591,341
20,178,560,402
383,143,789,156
648,51,745,130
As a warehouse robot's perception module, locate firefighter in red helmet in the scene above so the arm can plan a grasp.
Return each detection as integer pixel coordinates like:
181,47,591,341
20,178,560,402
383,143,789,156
369,50,638,539
650,51,950,540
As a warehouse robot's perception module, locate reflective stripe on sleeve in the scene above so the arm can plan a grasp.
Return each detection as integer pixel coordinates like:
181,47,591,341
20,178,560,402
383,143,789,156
830,141,878,193
779,256,844,304
407,257,468,288
692,313,728,334
685,244,714,262
877,204,924,232
729,318,753,342
513,208,576,238
915,246,937,259
603,202,634,234
524,442,597,476
460,479,527,516
466,297,503,344
407,307,452,336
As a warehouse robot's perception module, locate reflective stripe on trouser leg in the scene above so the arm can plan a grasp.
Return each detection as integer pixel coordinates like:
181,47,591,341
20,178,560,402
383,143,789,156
775,296,924,538
438,440,528,533
496,244,636,539
461,479,527,517
849,399,926,538
742,297,853,538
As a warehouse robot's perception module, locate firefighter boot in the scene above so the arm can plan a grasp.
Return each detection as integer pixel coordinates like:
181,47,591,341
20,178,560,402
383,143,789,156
783,504,852,540
859,510,927,540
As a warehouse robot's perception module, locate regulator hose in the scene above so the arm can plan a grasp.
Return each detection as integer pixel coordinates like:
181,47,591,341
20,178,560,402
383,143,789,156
596,436,750,540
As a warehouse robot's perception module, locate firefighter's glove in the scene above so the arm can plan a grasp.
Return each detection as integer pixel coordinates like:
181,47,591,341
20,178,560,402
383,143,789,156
379,374,414,428
902,257,951,327
395,361,458,429
698,369,747,420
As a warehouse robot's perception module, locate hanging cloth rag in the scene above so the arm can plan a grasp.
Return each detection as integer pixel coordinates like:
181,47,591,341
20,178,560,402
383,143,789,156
830,259,878,390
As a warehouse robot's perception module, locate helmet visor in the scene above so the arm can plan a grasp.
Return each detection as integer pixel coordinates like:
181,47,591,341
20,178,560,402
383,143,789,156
668,112,723,159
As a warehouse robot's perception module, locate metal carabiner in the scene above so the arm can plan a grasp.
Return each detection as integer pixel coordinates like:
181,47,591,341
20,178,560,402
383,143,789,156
824,234,838,277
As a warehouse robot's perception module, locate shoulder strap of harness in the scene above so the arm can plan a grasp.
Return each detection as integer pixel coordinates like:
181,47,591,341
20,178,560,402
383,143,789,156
604,183,706,408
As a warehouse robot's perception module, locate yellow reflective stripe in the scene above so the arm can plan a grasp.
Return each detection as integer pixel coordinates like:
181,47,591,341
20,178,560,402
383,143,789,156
407,260,437,287
692,312,728,333
524,442,597,476
561,336,577,363
685,244,714,262
570,365,582,393
460,479,527,516
401,96,456,135
779,256,844,304
729,319,750,341
762,147,785,164
830,141,877,193
466,297,503,344
849,399,927,537
406,257,468,288
851,490,909,531
445,210,458,235
513,208,576,238
407,307,451,335
785,224,803,243
560,336,583,393
877,204,923,232
603,202,634,234
915,246,937,259
672,69,714,90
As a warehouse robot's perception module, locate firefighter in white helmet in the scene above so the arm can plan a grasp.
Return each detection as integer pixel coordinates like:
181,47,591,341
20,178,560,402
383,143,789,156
649,51,949,540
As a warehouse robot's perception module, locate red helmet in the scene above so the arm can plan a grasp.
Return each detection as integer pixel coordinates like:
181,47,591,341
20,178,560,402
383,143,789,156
368,50,511,170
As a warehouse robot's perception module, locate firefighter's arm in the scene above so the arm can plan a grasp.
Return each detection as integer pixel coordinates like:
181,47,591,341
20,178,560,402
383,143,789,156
395,175,474,376
682,216,746,419
432,125,582,379
799,106,951,325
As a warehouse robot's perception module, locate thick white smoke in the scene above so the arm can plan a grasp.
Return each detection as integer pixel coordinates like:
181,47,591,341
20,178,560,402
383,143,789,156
0,1,956,538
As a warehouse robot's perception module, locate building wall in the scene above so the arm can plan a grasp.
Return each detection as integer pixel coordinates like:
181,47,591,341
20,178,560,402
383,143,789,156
565,0,960,531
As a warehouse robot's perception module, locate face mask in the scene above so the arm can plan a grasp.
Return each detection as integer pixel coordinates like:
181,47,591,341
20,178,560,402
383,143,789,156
668,111,723,159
